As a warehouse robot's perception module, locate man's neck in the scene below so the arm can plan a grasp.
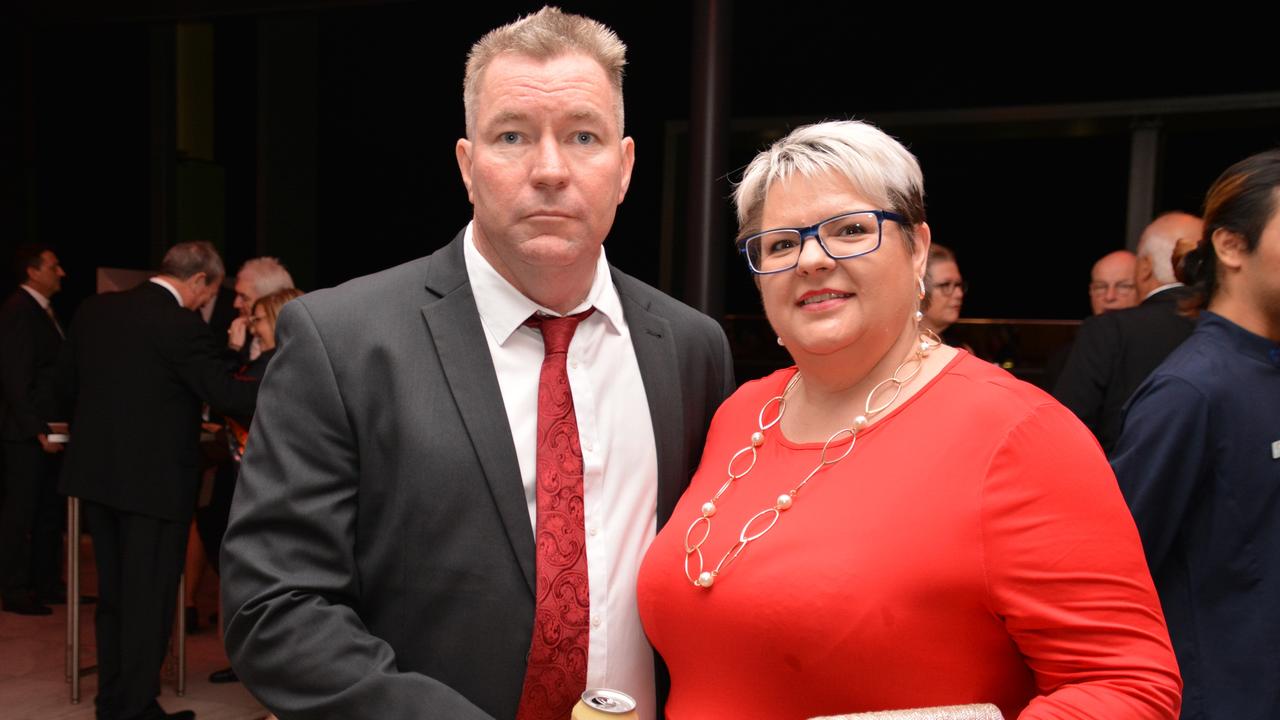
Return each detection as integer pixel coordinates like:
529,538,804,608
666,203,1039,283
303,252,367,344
1142,282,1183,302
1210,292,1280,343
20,284,51,306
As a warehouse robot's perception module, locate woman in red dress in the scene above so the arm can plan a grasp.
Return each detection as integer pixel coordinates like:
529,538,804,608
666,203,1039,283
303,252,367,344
636,120,1181,719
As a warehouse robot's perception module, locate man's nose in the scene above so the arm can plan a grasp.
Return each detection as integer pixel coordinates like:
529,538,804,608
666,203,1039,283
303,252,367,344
531,137,569,187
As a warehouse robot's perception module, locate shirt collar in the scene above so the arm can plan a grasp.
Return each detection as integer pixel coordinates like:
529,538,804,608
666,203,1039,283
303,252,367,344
1199,311,1280,369
149,277,185,307
1142,282,1184,302
19,284,51,309
462,222,625,345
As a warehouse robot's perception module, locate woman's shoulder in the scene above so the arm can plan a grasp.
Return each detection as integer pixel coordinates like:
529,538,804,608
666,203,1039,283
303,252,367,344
932,351,1089,440
726,366,797,403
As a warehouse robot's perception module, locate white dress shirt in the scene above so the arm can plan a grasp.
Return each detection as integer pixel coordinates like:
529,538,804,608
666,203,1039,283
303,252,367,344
463,224,659,720
149,277,184,306
20,283,52,310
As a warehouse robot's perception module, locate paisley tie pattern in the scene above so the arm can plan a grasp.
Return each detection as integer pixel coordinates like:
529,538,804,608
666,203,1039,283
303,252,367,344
516,309,594,720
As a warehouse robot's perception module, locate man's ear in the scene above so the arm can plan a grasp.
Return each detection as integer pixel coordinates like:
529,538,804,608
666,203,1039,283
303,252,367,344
1136,254,1154,282
456,139,475,203
1211,227,1248,271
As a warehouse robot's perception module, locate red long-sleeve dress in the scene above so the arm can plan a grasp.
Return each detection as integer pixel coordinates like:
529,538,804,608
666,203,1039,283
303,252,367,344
637,352,1181,719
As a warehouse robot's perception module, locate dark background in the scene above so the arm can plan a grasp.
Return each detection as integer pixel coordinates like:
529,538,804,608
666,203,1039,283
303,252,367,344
4,1,1279,332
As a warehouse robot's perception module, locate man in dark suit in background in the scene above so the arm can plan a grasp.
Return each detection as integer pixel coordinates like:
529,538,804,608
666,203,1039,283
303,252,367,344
221,8,733,720
59,240,258,720
0,244,67,615
1053,212,1202,454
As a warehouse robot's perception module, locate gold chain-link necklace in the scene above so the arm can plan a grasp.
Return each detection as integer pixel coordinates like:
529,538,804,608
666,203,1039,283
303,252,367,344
683,331,940,589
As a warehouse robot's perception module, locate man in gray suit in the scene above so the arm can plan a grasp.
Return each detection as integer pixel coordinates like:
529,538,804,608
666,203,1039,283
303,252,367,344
221,8,734,720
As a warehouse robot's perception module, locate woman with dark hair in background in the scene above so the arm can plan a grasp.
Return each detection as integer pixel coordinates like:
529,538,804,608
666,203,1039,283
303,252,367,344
1112,149,1280,720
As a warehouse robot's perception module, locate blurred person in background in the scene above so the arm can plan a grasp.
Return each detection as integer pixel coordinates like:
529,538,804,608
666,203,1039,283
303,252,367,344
1112,149,1280,720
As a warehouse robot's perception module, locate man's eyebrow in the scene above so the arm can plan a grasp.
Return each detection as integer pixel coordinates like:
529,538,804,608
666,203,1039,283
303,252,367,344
487,110,529,126
568,109,606,123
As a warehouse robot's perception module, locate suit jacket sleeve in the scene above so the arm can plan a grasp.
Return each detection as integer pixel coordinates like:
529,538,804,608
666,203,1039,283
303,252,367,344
1051,314,1116,440
1110,375,1209,573
0,301,48,438
158,311,259,420
220,300,494,720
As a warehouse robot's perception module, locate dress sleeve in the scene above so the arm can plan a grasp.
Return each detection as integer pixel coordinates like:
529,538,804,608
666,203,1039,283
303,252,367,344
1109,375,1210,573
980,401,1181,719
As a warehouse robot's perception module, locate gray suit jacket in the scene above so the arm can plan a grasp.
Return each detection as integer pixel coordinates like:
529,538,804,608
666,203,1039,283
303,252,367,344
221,233,734,719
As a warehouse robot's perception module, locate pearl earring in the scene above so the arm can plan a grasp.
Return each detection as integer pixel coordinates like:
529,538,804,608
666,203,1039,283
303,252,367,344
776,337,785,347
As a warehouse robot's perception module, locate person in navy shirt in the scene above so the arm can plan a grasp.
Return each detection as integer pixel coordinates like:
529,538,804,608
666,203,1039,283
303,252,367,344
1112,148,1280,720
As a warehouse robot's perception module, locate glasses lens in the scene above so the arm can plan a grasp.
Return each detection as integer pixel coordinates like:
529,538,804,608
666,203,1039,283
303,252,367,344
746,231,803,273
1089,281,1136,295
819,212,881,258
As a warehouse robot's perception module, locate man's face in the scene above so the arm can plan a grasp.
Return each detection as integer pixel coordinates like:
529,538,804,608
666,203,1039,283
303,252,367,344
455,52,635,297
1088,251,1138,315
233,271,258,316
27,251,66,298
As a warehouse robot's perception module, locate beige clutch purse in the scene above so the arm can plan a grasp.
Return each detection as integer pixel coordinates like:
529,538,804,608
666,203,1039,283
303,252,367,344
811,704,1003,720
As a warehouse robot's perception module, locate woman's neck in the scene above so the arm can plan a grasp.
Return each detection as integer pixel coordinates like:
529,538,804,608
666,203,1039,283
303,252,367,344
781,324,955,443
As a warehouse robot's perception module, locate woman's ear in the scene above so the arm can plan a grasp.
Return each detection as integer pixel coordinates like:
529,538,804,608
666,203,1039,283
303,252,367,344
912,222,932,278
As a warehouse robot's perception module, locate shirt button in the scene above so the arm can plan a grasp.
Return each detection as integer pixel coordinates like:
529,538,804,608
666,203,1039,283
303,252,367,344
569,359,579,369
589,526,599,537
591,615,601,628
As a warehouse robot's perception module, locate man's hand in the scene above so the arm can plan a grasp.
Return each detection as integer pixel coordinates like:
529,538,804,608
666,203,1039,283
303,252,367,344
228,316,249,351
36,433,64,454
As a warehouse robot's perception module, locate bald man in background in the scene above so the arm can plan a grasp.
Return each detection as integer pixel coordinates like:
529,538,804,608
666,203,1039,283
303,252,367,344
1053,212,1202,454
1088,250,1138,315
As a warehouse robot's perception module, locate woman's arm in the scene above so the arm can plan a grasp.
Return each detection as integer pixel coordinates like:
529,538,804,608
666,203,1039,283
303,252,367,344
980,401,1181,719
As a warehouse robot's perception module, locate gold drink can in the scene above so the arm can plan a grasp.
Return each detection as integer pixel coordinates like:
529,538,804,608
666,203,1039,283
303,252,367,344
571,688,638,720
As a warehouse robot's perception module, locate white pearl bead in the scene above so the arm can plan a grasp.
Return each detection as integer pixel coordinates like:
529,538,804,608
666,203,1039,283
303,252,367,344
751,431,764,447
853,415,868,429
776,493,793,510
915,310,923,322
701,501,717,517
920,341,930,352
698,571,714,588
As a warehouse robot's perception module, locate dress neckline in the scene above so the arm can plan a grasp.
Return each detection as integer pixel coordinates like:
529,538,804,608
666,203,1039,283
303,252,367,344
772,348,970,450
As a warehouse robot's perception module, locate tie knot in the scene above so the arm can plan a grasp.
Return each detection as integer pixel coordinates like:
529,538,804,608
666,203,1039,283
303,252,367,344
526,308,594,355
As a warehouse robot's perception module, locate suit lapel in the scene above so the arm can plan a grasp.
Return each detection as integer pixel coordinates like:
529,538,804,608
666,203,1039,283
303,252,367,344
421,237,535,594
614,271,686,529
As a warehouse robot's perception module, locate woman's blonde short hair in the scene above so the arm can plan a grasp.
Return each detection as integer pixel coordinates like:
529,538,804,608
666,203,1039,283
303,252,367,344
733,120,926,243
463,6,627,136
252,287,305,341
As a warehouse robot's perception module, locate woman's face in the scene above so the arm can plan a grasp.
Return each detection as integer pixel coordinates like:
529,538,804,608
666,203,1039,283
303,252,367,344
249,305,275,351
1238,205,1280,330
757,172,927,362
924,259,964,333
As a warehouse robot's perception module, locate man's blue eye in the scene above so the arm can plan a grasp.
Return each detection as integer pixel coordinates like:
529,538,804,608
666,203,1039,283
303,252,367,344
501,132,520,144
575,132,595,144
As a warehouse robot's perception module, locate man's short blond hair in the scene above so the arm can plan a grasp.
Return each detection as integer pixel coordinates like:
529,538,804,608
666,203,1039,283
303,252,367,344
463,6,627,137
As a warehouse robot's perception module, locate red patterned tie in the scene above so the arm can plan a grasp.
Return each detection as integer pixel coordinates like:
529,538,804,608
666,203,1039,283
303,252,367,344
516,309,594,720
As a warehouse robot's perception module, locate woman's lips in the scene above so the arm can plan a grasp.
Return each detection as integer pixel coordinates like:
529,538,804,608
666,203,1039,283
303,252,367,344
796,290,853,310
